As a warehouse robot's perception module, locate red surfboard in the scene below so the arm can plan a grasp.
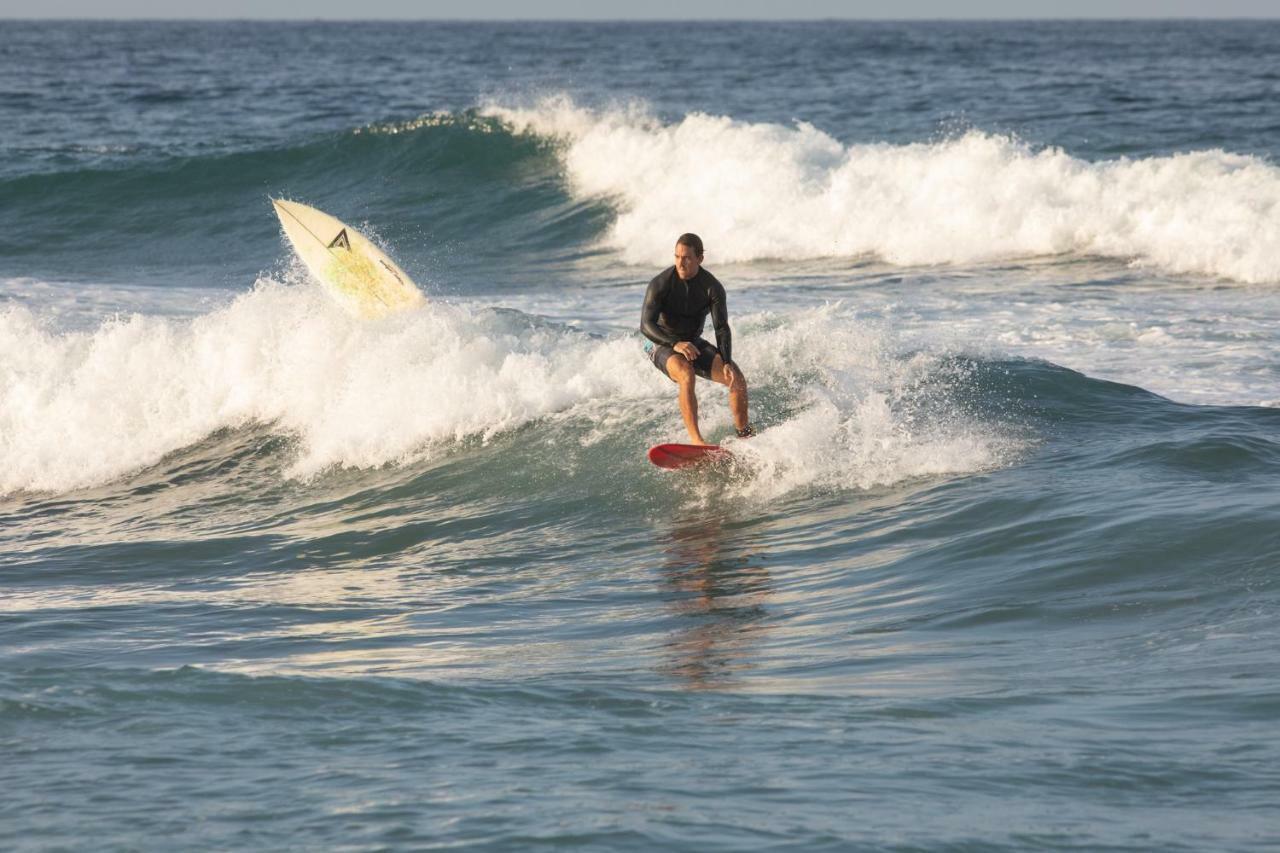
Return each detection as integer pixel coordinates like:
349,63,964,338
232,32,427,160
647,443,733,470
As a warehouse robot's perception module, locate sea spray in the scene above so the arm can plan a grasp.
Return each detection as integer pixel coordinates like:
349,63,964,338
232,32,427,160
0,285,1012,496
0,282,645,493
484,96,1280,283
723,306,1017,501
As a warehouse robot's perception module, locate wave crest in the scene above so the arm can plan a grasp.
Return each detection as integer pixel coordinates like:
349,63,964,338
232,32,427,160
0,286,1014,497
485,96,1280,283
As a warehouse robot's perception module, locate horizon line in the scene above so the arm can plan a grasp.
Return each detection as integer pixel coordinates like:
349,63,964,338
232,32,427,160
3,15,1278,21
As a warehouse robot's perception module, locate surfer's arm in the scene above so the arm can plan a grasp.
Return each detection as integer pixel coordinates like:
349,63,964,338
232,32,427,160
641,276,680,346
710,281,733,365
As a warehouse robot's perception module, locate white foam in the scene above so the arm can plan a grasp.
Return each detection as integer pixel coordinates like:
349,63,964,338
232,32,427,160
717,306,1014,501
0,281,660,494
484,96,1280,284
0,283,1011,496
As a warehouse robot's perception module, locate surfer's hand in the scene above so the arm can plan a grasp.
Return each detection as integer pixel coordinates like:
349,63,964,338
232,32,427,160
674,341,699,361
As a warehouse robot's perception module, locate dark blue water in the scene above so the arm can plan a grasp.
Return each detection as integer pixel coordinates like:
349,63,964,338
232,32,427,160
2,21,1279,851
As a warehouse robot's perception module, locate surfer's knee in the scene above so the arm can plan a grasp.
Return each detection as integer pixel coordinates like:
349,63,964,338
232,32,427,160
721,364,746,391
668,357,695,385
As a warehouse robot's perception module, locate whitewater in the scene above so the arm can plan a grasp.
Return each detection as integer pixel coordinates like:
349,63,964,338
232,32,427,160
485,97,1280,282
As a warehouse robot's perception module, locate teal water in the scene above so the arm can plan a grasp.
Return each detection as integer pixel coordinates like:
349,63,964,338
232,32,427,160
2,21,1280,851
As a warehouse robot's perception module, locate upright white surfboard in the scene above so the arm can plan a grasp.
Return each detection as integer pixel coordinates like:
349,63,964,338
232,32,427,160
272,199,425,318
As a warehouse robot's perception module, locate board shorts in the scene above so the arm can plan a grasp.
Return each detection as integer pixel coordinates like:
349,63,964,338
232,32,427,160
644,337,720,380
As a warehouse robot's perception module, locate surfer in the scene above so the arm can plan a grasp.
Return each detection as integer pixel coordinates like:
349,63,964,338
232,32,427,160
641,233,753,446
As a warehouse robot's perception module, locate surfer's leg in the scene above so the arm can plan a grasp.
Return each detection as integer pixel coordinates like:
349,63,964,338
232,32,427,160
666,354,707,445
710,355,750,433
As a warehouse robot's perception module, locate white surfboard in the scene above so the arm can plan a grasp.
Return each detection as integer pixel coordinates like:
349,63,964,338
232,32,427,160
272,199,425,318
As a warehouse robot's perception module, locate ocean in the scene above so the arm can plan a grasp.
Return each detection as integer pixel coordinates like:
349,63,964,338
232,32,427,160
2,19,1279,851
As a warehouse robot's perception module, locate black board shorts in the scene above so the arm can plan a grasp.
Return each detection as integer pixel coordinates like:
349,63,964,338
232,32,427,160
645,337,720,380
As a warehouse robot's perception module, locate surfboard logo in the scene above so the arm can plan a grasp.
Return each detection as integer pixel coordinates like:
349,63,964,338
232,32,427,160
327,229,351,251
378,259,404,285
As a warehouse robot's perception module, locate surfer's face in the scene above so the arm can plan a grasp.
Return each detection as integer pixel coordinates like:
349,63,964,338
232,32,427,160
674,243,702,280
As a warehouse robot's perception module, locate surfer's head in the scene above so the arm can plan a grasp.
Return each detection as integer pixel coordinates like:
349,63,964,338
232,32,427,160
674,233,704,280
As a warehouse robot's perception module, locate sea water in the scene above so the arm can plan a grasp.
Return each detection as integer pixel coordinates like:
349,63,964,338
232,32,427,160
2,20,1278,850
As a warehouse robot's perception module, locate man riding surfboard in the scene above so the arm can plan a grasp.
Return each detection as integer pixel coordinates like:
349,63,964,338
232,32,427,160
641,233,754,446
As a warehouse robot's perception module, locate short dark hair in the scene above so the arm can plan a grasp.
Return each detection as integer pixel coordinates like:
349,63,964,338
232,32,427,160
676,233,704,258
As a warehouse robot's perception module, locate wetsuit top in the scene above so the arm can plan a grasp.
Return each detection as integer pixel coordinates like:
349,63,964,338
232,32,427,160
640,265,733,364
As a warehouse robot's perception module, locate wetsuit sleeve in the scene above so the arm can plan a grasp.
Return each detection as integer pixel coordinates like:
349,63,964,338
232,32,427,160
710,279,732,364
640,275,680,346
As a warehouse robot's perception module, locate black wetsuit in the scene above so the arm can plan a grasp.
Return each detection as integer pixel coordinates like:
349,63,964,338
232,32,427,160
640,266,732,378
